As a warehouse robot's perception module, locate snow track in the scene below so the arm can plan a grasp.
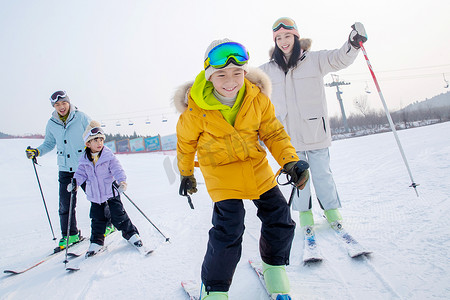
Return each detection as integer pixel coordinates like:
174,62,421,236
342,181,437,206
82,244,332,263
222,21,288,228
1,123,450,299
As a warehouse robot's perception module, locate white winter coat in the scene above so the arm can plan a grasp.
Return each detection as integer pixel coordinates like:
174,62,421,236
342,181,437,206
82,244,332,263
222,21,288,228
260,40,359,151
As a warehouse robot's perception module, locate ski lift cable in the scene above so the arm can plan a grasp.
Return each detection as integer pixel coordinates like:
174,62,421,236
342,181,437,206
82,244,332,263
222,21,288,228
96,107,175,118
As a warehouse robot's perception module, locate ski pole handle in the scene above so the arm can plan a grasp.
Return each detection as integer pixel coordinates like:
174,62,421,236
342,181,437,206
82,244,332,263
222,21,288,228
179,177,195,209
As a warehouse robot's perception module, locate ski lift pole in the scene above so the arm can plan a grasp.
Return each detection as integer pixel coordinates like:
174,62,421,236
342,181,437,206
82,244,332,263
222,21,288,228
30,154,57,240
359,41,419,196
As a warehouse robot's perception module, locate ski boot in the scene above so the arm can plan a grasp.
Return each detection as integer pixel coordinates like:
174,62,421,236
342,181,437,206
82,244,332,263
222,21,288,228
86,242,103,257
262,262,291,299
58,231,81,250
128,234,143,247
324,209,343,231
104,224,116,237
299,210,314,227
200,283,228,299
276,295,292,300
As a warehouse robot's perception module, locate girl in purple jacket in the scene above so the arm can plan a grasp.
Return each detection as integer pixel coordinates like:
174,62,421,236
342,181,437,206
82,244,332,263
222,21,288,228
70,121,143,256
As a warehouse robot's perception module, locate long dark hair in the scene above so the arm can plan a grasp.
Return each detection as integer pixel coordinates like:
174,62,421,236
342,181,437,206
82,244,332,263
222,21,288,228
85,146,103,162
271,36,302,73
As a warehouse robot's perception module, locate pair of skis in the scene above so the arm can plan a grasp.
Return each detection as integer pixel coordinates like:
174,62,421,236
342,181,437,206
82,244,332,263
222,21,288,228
303,222,372,264
3,235,154,274
65,233,154,272
181,260,292,300
3,237,86,275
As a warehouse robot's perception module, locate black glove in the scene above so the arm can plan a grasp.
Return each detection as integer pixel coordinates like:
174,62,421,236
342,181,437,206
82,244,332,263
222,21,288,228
179,175,197,195
26,146,39,159
283,160,310,190
348,22,367,49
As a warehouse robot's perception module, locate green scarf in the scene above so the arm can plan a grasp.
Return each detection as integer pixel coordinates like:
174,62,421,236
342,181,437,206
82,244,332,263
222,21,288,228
190,70,245,126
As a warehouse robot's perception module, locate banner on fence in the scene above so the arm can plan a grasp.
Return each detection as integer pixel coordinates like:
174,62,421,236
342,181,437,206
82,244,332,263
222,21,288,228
161,134,177,151
144,136,161,151
116,139,131,153
105,140,117,153
130,137,145,152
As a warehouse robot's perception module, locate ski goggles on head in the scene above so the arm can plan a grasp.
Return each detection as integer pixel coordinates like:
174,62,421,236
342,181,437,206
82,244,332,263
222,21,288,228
204,42,250,70
272,17,298,32
50,90,68,104
84,127,105,142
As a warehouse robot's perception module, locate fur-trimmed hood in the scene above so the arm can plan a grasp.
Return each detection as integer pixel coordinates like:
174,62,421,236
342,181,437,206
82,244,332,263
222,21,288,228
173,67,272,114
268,38,312,58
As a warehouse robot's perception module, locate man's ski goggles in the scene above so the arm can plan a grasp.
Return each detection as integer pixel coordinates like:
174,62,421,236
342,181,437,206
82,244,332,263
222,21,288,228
272,17,298,32
204,42,250,70
50,90,68,104
84,127,105,142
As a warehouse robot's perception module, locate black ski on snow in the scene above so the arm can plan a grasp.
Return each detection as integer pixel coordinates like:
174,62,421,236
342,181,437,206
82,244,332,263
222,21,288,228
65,245,109,272
66,239,154,272
3,238,86,275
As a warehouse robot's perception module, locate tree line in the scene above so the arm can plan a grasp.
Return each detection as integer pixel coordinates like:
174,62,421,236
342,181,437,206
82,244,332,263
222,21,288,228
330,94,450,138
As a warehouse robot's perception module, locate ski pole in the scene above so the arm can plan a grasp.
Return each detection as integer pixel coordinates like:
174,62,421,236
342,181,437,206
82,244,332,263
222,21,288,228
288,186,298,207
29,153,57,240
113,182,170,243
64,178,77,265
359,41,419,196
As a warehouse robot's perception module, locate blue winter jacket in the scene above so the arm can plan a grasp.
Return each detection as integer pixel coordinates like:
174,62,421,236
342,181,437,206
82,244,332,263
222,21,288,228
37,104,91,172
73,146,127,204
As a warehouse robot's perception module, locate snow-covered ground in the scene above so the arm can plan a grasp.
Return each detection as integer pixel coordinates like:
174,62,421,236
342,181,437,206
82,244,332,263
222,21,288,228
0,122,449,300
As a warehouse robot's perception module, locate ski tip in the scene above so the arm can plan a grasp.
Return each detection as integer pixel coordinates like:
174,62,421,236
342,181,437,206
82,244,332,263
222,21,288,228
66,267,80,272
67,252,81,258
303,257,323,264
4,270,20,275
350,251,372,258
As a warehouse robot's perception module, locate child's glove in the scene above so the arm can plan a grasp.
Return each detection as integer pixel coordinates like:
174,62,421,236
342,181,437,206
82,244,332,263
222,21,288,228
348,22,367,49
283,160,310,190
118,182,127,193
26,146,39,159
180,175,197,195
67,183,78,192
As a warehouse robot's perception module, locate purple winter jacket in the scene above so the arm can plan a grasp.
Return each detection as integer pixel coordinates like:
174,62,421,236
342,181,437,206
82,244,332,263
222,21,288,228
74,146,126,204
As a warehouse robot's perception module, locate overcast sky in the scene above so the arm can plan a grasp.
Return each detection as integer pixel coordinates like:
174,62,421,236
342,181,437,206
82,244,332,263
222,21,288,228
1,0,449,137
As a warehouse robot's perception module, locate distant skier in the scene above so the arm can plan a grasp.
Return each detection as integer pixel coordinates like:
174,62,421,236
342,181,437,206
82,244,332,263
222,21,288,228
25,91,94,249
68,121,144,256
174,38,309,299
260,18,367,233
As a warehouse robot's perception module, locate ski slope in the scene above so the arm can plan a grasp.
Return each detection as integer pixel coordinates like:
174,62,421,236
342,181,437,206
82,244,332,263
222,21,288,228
0,122,449,299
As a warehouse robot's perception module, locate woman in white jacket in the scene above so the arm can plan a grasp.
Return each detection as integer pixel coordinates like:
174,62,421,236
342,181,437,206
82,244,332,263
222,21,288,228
260,17,367,232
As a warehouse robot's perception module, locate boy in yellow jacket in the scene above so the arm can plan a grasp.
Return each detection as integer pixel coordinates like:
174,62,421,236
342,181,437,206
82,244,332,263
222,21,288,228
175,38,309,300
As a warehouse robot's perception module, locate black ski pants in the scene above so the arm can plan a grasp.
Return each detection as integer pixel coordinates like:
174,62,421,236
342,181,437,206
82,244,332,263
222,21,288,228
58,171,80,236
58,171,111,237
201,185,296,292
89,193,138,245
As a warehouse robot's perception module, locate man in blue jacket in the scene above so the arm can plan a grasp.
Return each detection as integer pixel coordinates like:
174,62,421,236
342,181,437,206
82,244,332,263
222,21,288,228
26,91,91,249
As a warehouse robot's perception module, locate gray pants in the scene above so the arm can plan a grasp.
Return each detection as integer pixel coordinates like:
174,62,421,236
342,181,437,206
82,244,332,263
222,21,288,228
291,148,341,212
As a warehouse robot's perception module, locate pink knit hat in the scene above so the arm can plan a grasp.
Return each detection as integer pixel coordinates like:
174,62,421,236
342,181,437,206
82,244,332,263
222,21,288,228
272,17,300,41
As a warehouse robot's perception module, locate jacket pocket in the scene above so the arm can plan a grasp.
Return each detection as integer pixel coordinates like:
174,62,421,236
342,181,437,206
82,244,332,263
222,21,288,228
85,180,94,198
301,116,327,144
57,152,65,166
